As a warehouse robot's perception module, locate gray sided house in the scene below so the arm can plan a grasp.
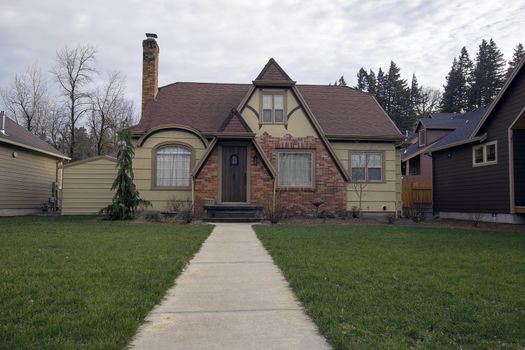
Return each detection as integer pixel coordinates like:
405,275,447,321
0,114,69,216
428,57,525,224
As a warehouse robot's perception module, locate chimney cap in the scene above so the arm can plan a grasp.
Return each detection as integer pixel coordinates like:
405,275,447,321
145,33,158,39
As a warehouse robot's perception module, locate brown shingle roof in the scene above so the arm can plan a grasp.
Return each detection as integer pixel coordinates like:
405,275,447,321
0,117,68,159
132,82,401,138
297,85,401,137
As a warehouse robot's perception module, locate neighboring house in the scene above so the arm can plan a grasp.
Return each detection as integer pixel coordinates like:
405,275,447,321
0,113,69,216
428,56,525,224
129,34,403,219
401,108,486,212
61,156,117,215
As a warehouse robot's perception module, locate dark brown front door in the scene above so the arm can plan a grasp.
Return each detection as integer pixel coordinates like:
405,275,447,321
221,145,247,202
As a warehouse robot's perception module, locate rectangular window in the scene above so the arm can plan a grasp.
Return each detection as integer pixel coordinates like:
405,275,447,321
350,152,384,182
473,141,497,166
409,155,421,176
278,151,314,187
419,129,426,146
261,92,286,124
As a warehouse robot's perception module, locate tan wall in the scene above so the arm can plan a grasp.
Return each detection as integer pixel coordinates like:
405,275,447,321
331,141,401,213
62,157,117,215
133,129,207,211
0,143,58,214
242,89,318,137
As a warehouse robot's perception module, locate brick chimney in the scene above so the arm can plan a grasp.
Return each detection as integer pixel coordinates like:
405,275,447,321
142,33,159,114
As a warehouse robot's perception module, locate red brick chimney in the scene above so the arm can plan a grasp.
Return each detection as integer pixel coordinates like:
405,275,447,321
142,33,159,114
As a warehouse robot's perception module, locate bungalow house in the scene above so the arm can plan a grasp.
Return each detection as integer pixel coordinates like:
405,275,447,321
401,108,485,213
129,34,404,220
428,56,525,224
0,113,69,216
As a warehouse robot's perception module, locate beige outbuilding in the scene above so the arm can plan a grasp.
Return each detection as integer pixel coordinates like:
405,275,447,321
0,114,69,216
61,156,117,215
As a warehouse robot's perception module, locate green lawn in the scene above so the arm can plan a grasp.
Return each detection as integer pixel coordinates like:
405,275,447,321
255,224,525,349
0,216,211,350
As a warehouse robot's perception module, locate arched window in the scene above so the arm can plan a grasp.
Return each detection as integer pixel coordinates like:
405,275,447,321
155,145,191,187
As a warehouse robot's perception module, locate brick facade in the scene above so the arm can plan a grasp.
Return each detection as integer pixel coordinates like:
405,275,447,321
194,133,346,217
256,132,346,216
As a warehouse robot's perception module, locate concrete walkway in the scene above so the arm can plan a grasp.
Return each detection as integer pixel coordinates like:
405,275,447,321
129,223,330,350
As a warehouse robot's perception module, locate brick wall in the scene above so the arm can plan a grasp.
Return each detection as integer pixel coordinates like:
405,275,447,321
257,132,346,216
194,134,346,217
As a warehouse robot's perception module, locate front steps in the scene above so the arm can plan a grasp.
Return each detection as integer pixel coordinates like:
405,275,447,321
203,204,263,223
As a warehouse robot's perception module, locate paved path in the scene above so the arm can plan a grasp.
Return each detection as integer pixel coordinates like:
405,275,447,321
129,223,330,350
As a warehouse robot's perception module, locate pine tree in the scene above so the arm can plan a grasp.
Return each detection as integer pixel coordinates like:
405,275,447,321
409,73,423,120
386,61,411,132
375,68,388,108
338,76,347,86
507,43,525,78
100,129,150,219
356,68,368,91
367,69,377,95
468,39,506,108
440,47,472,113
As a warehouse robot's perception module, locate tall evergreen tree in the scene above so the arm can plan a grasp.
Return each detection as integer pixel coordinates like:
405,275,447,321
375,68,388,108
367,69,377,95
507,43,525,78
440,47,472,113
409,73,423,119
356,68,368,91
468,39,506,108
386,61,412,132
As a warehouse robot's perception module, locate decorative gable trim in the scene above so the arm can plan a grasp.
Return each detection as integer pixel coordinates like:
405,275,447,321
135,124,208,147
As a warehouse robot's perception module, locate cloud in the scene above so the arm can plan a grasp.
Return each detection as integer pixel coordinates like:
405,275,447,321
0,0,523,109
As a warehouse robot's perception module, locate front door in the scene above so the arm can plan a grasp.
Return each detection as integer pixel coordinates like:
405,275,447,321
221,145,247,202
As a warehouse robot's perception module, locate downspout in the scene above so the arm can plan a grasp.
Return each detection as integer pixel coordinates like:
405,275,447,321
191,175,195,213
272,176,276,213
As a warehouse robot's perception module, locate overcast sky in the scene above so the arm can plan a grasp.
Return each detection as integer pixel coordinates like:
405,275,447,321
1,0,523,109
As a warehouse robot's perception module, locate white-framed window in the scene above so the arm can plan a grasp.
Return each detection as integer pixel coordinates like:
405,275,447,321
261,93,285,123
155,145,191,187
419,129,426,146
472,141,497,167
277,151,314,188
350,152,384,182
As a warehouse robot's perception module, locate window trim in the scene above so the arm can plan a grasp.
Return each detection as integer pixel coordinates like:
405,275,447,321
259,89,287,125
151,141,194,190
349,151,386,183
408,155,421,176
418,129,426,146
472,141,498,167
277,149,315,189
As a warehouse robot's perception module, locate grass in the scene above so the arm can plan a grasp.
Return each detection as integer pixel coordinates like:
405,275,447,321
254,224,525,349
0,216,211,350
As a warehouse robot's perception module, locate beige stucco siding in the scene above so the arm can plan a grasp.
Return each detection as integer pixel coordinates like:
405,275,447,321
61,157,117,215
0,143,58,214
242,89,318,137
332,141,401,213
133,129,207,211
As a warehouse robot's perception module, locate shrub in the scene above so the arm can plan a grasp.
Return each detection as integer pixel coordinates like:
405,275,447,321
263,191,287,224
167,199,195,224
141,210,163,223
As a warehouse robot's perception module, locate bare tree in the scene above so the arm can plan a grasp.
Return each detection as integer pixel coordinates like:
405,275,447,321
417,88,442,116
53,44,96,159
1,63,49,134
42,102,67,151
89,71,135,156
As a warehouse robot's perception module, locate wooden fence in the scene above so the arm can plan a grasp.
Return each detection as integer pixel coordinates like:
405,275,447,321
402,180,432,207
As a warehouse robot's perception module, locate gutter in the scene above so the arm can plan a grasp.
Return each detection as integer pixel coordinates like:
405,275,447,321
0,137,70,160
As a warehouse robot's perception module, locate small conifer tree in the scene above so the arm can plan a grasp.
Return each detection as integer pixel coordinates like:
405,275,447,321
100,130,150,219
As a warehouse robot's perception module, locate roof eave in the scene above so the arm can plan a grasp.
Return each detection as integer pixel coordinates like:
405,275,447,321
0,137,70,160
326,134,404,142
428,134,487,154
252,80,296,87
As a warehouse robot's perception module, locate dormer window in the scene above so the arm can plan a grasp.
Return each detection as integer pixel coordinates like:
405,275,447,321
418,129,426,146
261,91,285,124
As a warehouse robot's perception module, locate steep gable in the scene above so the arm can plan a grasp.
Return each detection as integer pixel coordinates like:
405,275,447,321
219,110,253,133
255,58,293,81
